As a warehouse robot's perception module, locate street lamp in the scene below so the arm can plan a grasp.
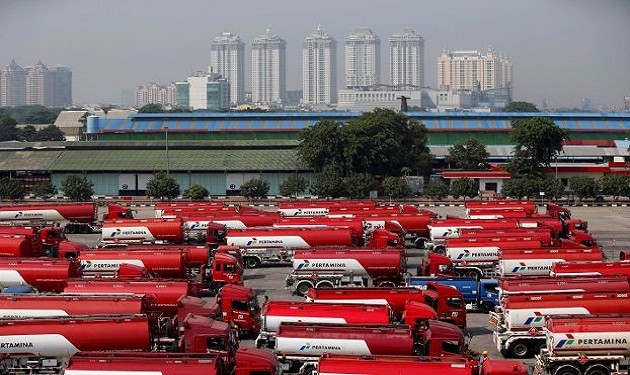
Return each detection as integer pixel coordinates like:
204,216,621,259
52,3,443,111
165,125,170,175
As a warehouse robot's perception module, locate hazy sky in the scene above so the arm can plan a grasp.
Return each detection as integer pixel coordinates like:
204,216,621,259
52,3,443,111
1,0,628,108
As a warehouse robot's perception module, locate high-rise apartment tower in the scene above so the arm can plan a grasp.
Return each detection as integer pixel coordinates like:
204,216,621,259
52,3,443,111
251,29,286,105
302,25,337,105
210,31,245,105
345,27,380,89
389,28,425,88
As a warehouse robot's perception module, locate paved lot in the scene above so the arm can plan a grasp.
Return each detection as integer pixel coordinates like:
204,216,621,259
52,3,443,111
69,204,630,368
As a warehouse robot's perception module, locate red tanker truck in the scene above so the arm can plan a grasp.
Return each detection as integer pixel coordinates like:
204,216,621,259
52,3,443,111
0,257,81,292
0,202,133,234
180,212,280,229
274,216,405,242
498,248,604,277
535,315,630,375
457,227,557,245
465,200,537,216
0,225,88,257
274,320,465,374
550,260,630,280
0,313,238,374
286,248,407,295
255,300,437,349
226,226,401,250
276,200,377,217
305,283,467,330
498,276,630,298
490,291,630,359
101,218,227,246
215,284,262,338
316,354,529,375
65,351,279,375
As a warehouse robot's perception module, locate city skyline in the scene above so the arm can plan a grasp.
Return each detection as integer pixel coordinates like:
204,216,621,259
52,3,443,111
1,0,628,108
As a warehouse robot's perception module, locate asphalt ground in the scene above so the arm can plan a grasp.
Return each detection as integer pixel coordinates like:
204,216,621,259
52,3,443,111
69,205,630,369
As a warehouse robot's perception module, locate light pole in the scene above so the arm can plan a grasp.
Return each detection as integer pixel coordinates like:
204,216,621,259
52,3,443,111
165,125,170,175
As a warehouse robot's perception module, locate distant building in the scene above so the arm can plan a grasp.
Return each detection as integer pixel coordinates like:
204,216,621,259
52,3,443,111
345,27,380,89
135,82,176,108
438,49,512,92
389,28,424,88
302,25,337,106
210,31,245,105
26,60,54,106
625,96,630,111
251,28,286,105
52,66,73,107
176,73,230,110
0,59,27,106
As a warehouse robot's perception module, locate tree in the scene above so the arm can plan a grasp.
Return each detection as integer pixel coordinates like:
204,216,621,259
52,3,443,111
0,117,19,141
240,178,270,200
310,165,346,198
540,176,565,200
32,125,65,141
23,106,61,124
145,172,180,200
183,184,209,200
507,117,567,176
279,175,309,197
17,125,37,142
30,181,57,199
297,120,347,173
424,180,449,200
137,103,164,113
445,139,490,170
381,176,411,199
342,173,376,199
0,178,25,200
60,174,94,201
450,178,478,199
568,176,597,200
503,101,539,112
598,174,630,200
502,176,564,200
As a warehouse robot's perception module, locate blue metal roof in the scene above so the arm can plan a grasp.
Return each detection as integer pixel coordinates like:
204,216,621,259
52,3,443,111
96,112,630,133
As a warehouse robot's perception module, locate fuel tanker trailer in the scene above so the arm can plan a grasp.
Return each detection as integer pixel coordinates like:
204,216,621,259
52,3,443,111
498,248,604,277
0,202,133,234
498,276,630,298
254,301,392,349
490,291,630,359
550,261,630,280
0,257,81,293
316,354,529,375
535,315,630,375
0,313,238,374
274,320,465,374
285,248,407,295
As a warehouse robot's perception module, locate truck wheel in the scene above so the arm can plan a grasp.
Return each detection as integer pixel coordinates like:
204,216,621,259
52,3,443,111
414,237,427,249
585,364,610,375
295,280,314,296
481,301,495,313
299,365,316,375
507,340,532,359
315,280,334,289
434,245,446,255
553,364,581,375
245,257,261,269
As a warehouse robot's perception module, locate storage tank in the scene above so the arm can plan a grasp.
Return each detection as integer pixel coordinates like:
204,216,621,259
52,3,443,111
86,115,100,134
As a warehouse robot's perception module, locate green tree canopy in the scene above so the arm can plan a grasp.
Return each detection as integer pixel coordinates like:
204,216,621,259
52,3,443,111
598,174,630,200
145,172,180,199
17,125,37,142
568,176,597,200
503,101,539,112
30,181,57,199
502,176,564,200
60,174,94,201
0,117,19,141
310,165,346,198
32,125,65,141
297,120,347,173
507,117,567,176
445,139,490,170
450,178,478,199
138,103,165,113
0,178,25,200
240,178,270,200
23,106,62,124
381,176,411,199
279,175,309,197
183,184,209,200
424,180,449,200
342,173,376,199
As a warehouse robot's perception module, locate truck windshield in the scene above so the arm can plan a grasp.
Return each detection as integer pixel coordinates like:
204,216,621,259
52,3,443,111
442,340,461,354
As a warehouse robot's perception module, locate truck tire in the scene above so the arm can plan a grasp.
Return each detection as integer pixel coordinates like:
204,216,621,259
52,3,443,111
414,237,427,249
585,364,610,375
299,365,316,375
245,257,261,269
295,280,314,296
315,280,334,289
507,340,532,359
553,364,581,375
481,301,495,313
434,245,446,255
